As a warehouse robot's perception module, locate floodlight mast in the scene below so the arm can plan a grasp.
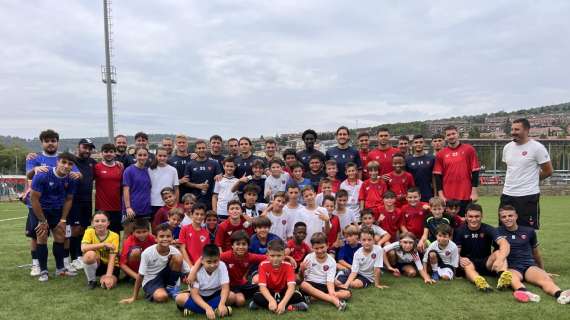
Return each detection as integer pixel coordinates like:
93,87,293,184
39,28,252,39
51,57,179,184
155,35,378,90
102,0,116,142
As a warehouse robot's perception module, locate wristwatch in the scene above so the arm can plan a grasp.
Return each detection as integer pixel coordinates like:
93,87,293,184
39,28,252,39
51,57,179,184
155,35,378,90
60,219,67,223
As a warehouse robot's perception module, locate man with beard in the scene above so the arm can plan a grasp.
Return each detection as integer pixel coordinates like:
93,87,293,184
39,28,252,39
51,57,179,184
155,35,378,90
398,136,410,157
357,132,371,180
368,128,399,176
297,129,325,172
405,135,435,202
499,119,552,229
114,134,131,168
325,126,361,181
183,140,222,208
208,135,225,167
68,139,98,271
433,126,480,216
168,134,193,201
227,138,240,158
94,143,124,234
161,137,174,157
234,137,263,178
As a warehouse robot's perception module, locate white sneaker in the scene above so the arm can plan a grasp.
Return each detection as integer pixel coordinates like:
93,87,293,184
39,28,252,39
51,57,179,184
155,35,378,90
557,290,570,305
30,265,41,277
64,261,77,273
38,271,49,282
71,258,84,270
55,268,78,277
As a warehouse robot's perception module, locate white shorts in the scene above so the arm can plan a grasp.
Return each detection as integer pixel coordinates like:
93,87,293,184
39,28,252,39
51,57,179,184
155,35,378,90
436,267,454,280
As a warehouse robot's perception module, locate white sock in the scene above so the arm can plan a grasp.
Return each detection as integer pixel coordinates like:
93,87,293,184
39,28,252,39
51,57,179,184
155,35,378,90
32,259,39,267
84,262,98,282
64,257,71,266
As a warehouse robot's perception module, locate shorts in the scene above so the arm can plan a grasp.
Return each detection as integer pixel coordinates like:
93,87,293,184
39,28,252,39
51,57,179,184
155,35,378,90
335,270,373,288
96,262,121,278
499,193,540,229
396,262,416,272
456,256,493,277
302,281,349,295
25,207,62,239
230,283,259,299
435,267,455,280
143,264,178,301
509,260,537,279
428,250,456,277
69,201,93,228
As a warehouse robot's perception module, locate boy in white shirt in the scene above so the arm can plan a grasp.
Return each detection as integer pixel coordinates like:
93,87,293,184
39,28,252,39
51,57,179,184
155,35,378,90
176,244,232,318
264,159,289,201
212,158,239,220
339,163,362,222
423,224,459,281
299,232,351,311
293,186,330,246
261,191,292,240
315,178,335,206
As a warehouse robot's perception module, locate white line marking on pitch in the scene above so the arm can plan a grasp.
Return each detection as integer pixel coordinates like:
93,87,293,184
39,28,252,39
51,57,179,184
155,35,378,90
0,216,26,222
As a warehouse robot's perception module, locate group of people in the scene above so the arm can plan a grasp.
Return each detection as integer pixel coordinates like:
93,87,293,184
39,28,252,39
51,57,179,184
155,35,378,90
22,118,569,318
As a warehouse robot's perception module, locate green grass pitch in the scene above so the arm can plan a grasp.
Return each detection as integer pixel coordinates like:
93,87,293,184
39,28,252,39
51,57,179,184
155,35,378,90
0,196,569,319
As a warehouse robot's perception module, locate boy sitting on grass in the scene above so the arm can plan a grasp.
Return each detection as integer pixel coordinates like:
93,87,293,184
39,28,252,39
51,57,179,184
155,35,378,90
336,225,361,271
423,224,459,281
215,200,253,252
286,222,311,272
249,239,309,313
176,244,232,318
120,218,156,281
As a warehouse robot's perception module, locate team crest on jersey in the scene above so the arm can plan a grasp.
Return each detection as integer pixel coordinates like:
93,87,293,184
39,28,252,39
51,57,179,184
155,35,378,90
227,231,233,236
200,235,206,242
371,253,377,259
521,234,527,240
49,182,54,186
281,220,287,225
323,265,329,271
445,250,451,256
208,166,212,170
522,151,528,156
479,233,485,238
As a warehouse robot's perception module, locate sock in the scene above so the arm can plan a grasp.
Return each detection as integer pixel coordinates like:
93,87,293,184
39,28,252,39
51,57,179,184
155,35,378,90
53,242,65,270
69,236,81,260
554,290,562,298
64,256,71,267
84,262,97,282
32,259,39,267
37,244,48,272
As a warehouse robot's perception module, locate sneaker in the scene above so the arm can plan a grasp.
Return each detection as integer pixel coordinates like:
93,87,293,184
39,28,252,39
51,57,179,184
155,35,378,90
496,271,513,290
55,268,78,277
30,265,41,277
557,290,570,305
304,294,312,305
166,285,180,298
71,258,84,270
337,300,347,312
215,306,232,317
513,290,541,303
287,302,309,311
87,280,97,290
248,301,259,310
38,271,49,282
182,309,193,317
474,276,492,292
431,271,440,281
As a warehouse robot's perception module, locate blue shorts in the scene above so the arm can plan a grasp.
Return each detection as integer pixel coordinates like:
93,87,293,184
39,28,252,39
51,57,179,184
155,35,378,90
69,201,92,228
510,260,537,278
143,264,175,301
25,207,62,239
336,269,373,288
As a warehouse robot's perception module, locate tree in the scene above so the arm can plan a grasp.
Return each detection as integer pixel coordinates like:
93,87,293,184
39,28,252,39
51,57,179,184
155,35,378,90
468,126,481,138
0,143,30,175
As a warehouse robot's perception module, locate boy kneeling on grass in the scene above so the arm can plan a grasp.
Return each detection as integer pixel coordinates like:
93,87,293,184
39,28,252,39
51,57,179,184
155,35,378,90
299,232,351,311
120,224,191,304
176,244,232,318
249,239,309,313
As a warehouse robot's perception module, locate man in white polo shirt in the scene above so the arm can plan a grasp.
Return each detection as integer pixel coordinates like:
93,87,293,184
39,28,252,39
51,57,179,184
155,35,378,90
500,118,553,229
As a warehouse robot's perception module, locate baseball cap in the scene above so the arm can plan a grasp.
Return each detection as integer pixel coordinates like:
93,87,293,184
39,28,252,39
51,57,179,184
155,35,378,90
78,138,95,149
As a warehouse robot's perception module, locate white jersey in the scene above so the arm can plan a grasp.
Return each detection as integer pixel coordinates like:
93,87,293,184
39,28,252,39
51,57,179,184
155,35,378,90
315,192,335,206
303,252,337,284
266,210,292,240
361,224,388,238
383,242,423,270
148,165,179,206
340,179,363,221
292,206,327,246
351,245,384,282
181,214,193,227
265,173,289,200
335,210,357,232
284,204,307,237
213,176,239,217
422,240,459,268
192,261,230,296
139,244,191,288
502,140,550,196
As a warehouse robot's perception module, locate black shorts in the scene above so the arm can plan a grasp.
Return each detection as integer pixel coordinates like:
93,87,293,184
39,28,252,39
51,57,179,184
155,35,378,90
499,193,540,229
96,262,121,278
336,270,373,288
510,260,537,279
69,201,93,228
456,256,493,277
230,283,259,299
25,207,62,239
302,281,349,295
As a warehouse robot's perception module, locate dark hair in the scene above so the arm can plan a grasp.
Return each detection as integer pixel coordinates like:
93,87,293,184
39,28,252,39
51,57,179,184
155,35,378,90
377,127,390,134
445,199,461,207
465,203,483,214
273,191,288,201
265,138,277,145
168,208,183,218
253,216,272,229
322,194,335,204
269,159,284,167
294,221,307,230
360,226,375,238
357,131,370,139
443,125,458,133
290,162,303,171
134,132,149,141
238,137,252,146
155,223,172,235
325,159,337,167
133,146,149,157
336,189,349,199
39,129,59,142
226,199,242,211
282,148,298,160
223,156,235,165
194,139,207,148
203,244,220,258
431,133,444,140
57,152,77,164
243,184,261,196
392,152,406,160
205,210,218,219
133,218,150,231
383,190,396,199
150,147,169,169
286,183,300,191
302,129,318,140
101,143,116,152
310,232,327,245
513,118,531,130
301,185,315,195
92,211,110,220
499,204,517,213
251,159,265,169
309,154,323,162
114,134,127,141
210,135,223,142
267,239,285,251
228,138,238,144
336,126,350,136
412,134,424,141
160,187,175,197
407,187,420,195
230,230,250,245
360,208,373,219
345,162,358,170
192,203,207,213
435,224,452,236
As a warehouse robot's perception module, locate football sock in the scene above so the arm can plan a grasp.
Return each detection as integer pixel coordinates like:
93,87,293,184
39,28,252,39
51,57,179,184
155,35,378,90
53,242,65,270
84,262,97,282
37,244,48,272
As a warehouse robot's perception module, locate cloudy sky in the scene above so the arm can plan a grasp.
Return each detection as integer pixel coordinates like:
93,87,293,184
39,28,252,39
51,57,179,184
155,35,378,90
1,0,569,139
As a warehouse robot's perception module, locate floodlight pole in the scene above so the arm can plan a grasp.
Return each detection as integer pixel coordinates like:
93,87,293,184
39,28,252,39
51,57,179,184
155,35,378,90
103,0,114,142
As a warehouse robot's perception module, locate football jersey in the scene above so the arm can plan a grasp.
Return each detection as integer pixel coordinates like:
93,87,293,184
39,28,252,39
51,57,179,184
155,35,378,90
184,158,222,205
383,242,423,270
193,261,230,297
454,223,502,260
122,165,152,216
81,227,119,266
215,217,253,252
325,146,362,181
213,176,239,217
423,240,459,268
258,260,296,293
119,234,156,271
291,207,326,246
433,143,480,201
167,153,193,198
368,147,399,175
265,173,289,200
267,211,292,240
497,225,538,267
94,162,123,211
73,156,97,202
385,171,415,207
326,215,341,248
359,149,371,180
220,251,266,286
376,206,402,242
339,179,363,220
287,239,311,264
179,224,210,264
234,154,264,178
401,203,429,239
303,252,337,284
424,216,451,242
297,149,326,172
358,179,388,209
31,168,77,209
406,154,435,202
351,245,384,282
249,233,280,254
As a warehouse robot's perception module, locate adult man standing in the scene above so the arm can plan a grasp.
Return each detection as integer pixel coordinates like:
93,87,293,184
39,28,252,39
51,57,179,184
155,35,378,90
161,137,174,157
93,143,123,234
234,137,263,178
227,138,240,158
433,126,480,216
168,134,193,201
398,136,410,157
263,138,281,163
357,132,371,180
297,129,325,172
114,134,131,168
454,204,512,292
405,135,435,202
325,126,361,181
126,132,155,166
368,127,399,175
208,135,225,166
183,140,222,208
500,118,552,229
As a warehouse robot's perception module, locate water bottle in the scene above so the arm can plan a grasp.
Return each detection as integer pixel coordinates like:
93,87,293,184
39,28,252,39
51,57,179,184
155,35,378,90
201,180,209,195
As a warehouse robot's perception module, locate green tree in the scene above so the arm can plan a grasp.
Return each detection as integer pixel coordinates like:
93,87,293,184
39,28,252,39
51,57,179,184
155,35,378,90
0,143,30,175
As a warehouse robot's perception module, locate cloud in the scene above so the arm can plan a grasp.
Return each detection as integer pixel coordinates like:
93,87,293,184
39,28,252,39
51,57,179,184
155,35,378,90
0,0,569,140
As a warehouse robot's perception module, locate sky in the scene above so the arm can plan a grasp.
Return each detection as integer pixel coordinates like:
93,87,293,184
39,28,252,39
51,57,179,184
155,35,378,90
1,0,570,139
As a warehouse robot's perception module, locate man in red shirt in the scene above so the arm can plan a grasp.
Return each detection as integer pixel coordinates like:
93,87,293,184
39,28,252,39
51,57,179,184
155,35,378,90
357,132,371,180
119,219,156,280
94,143,124,233
250,239,308,312
215,200,253,252
433,125,480,216
400,188,429,250
368,127,400,175
179,204,210,267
